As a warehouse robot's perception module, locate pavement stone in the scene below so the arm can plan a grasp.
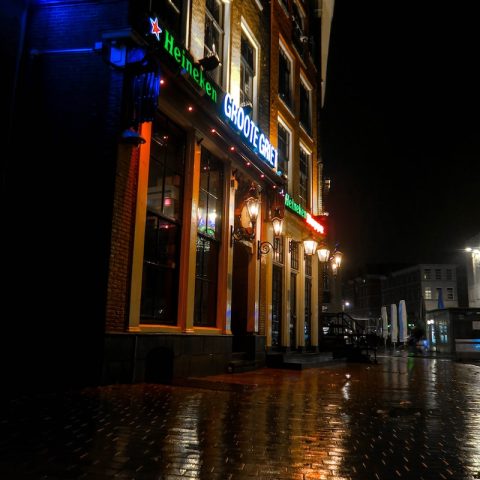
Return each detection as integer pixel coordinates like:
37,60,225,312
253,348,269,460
1,352,480,479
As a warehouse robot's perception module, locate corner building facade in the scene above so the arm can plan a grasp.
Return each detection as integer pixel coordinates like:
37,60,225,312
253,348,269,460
4,0,334,387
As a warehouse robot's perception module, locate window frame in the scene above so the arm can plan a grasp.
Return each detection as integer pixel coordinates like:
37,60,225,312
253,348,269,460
193,148,224,327
298,142,311,210
204,0,224,86
299,73,312,135
278,41,294,111
277,116,293,190
240,20,260,122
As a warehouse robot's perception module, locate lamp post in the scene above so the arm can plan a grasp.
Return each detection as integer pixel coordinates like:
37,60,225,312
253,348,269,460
230,183,260,247
257,208,284,259
465,245,480,307
317,243,343,312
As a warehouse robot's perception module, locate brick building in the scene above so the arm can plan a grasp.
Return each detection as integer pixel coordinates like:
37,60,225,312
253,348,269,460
3,0,335,389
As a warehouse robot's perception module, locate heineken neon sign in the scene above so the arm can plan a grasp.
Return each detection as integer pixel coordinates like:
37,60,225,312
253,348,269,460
223,93,277,169
285,193,325,234
150,18,218,104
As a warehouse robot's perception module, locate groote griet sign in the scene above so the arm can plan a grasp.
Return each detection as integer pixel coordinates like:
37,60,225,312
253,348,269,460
223,93,278,170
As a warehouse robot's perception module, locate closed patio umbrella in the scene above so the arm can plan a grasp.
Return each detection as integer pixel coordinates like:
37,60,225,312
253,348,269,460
390,303,398,347
399,299,408,344
381,305,388,347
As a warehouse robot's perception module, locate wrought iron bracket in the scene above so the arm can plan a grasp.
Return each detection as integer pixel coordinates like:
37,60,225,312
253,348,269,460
257,240,275,260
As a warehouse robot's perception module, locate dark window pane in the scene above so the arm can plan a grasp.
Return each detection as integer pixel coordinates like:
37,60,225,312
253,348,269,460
277,123,289,177
141,216,180,324
279,49,291,106
300,83,311,133
141,113,185,325
194,150,224,326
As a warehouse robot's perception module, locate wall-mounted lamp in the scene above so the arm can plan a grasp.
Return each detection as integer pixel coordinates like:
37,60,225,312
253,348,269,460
230,184,260,247
288,238,318,257
317,243,343,276
198,52,221,71
120,127,146,146
257,208,284,260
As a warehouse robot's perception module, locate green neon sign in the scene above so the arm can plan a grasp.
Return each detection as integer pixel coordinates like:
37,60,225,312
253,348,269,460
285,193,307,219
161,29,218,104
285,193,325,234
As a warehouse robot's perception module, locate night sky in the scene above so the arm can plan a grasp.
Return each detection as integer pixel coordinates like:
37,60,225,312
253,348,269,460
320,3,480,276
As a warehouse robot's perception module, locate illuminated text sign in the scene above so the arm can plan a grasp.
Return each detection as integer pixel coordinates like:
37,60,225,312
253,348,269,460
150,18,218,104
285,193,324,234
223,93,277,169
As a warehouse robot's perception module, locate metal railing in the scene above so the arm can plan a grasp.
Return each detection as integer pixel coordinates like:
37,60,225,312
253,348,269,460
320,312,378,363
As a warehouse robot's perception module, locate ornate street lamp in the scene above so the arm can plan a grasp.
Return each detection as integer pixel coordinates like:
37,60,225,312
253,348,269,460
230,184,261,247
257,208,284,260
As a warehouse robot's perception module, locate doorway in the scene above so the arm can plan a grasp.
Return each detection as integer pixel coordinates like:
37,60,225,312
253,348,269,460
290,272,297,349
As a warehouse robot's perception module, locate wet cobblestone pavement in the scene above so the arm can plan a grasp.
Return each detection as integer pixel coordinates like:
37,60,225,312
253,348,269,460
2,353,480,479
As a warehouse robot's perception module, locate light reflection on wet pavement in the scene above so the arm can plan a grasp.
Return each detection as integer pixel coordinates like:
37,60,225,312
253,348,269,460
1,353,480,479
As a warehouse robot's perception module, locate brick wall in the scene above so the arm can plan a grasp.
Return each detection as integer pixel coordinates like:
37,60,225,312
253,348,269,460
105,145,139,331
6,0,130,388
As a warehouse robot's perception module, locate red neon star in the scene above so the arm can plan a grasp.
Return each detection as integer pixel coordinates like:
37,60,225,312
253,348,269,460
150,17,162,41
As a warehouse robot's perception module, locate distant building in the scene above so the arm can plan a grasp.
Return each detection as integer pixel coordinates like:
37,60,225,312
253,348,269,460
382,264,460,328
343,274,385,319
342,264,467,333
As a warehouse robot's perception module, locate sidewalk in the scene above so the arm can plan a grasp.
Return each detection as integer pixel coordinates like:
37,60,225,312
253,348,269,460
1,354,480,479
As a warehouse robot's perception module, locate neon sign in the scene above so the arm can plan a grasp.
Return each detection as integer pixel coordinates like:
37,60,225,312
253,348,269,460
149,19,218,104
285,193,325,234
149,17,162,41
223,93,277,170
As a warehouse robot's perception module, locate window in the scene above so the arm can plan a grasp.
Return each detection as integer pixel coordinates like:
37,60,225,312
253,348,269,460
424,269,431,280
141,113,185,324
446,269,453,280
299,79,311,134
290,241,299,270
435,268,441,280
278,45,292,107
304,277,312,348
305,255,312,277
133,0,183,38
299,146,310,209
292,2,305,34
204,0,223,85
273,236,284,264
240,33,255,113
277,120,291,179
194,149,224,326
272,265,283,347
425,287,432,300
446,287,454,300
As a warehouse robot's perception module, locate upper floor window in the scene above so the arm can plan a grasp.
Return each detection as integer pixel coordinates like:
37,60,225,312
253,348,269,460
278,45,293,108
425,287,432,300
240,33,255,114
291,0,307,55
299,77,312,134
299,145,310,209
424,269,431,280
446,269,453,280
133,0,183,39
204,0,224,85
277,119,291,180
446,287,454,300
435,268,442,280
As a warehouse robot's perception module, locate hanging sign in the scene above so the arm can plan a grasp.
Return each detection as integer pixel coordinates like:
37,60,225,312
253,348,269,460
149,18,218,104
285,193,325,234
223,93,277,170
